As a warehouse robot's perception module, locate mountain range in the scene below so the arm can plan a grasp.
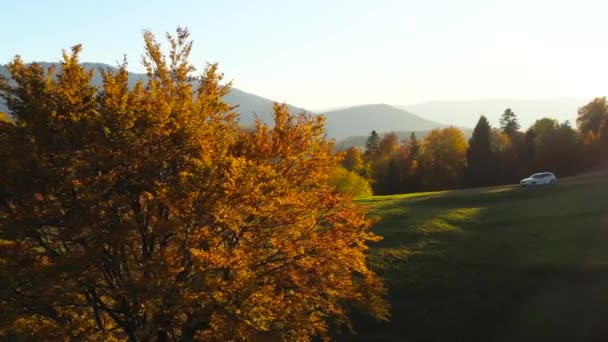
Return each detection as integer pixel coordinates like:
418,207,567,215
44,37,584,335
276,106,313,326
320,104,443,140
399,98,585,130
0,62,592,148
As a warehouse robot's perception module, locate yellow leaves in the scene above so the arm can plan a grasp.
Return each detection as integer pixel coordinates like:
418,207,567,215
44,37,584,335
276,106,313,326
12,315,61,337
0,28,387,341
0,112,11,124
419,127,469,189
328,166,373,197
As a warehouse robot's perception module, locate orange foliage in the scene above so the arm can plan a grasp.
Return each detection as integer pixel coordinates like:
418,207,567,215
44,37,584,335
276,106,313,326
419,127,468,190
0,28,387,340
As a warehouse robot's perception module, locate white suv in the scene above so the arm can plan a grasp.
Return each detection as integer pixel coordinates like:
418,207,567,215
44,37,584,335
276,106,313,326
520,172,557,187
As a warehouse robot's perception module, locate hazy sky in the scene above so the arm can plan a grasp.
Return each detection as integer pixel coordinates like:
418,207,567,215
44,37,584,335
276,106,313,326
3,0,607,109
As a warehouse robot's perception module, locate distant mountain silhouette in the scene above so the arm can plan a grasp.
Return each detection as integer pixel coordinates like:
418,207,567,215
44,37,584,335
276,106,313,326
399,98,588,130
223,87,305,126
2,63,593,141
321,104,445,140
0,63,306,127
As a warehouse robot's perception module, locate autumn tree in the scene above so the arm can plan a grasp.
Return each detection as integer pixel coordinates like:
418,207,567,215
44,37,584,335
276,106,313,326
0,29,387,340
577,97,608,135
0,111,10,123
370,132,399,195
377,132,399,157
406,133,421,160
328,166,373,197
598,118,608,163
340,146,370,179
490,128,516,183
499,108,520,136
466,116,496,186
582,130,600,167
419,127,468,190
402,133,422,193
534,121,581,175
530,118,560,142
521,128,537,173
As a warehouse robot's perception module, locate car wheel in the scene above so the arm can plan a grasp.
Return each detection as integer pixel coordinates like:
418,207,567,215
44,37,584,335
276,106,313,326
531,182,537,186
550,179,556,185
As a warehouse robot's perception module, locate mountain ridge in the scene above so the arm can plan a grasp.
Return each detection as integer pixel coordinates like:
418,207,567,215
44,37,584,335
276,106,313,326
398,97,587,129
0,63,446,139
0,62,308,127
2,62,595,140
322,103,445,140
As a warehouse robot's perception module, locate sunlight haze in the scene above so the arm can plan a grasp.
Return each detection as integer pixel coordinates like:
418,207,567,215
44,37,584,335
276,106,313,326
3,0,607,109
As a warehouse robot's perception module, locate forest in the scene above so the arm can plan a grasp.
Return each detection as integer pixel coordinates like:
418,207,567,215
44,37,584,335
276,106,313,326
1,26,608,341
334,99,608,195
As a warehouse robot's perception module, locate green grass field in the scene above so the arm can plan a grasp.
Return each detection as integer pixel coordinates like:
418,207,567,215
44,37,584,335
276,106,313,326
347,170,608,342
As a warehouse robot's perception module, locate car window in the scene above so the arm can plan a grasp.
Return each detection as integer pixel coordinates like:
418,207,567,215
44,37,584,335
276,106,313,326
532,174,542,178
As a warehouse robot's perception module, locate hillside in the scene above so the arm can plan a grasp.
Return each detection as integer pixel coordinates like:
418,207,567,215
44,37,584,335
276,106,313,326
349,170,608,341
0,63,306,127
223,87,305,126
322,104,445,140
399,98,586,129
1,65,449,139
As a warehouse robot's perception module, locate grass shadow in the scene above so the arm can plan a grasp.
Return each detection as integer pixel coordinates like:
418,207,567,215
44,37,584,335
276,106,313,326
344,174,608,341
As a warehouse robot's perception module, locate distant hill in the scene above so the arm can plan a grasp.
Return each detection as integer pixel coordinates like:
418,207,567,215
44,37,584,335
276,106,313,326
1,67,447,139
223,87,305,126
398,98,588,130
334,128,473,151
0,63,307,126
4,63,591,141
321,104,446,140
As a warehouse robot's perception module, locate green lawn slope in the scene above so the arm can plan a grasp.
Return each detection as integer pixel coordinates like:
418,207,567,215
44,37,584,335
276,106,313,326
349,171,608,342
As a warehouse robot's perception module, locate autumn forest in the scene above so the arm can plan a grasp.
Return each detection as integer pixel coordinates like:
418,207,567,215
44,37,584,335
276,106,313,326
1,27,608,341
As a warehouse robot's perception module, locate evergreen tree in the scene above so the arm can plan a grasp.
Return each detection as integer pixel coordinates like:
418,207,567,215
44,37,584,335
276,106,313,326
384,157,401,194
406,132,420,159
466,116,495,186
403,133,422,192
499,108,520,136
364,130,380,160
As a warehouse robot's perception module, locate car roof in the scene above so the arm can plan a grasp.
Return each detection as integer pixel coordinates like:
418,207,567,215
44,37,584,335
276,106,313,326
531,172,554,176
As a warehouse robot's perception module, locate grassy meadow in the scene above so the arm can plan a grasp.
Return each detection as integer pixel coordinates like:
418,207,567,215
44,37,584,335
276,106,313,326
347,170,608,342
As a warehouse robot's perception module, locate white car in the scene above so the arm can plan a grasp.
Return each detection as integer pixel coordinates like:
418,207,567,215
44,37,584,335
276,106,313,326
520,172,557,187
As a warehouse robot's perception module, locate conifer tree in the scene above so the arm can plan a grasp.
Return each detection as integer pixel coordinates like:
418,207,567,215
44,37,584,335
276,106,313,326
466,116,495,186
499,108,520,136
364,130,380,160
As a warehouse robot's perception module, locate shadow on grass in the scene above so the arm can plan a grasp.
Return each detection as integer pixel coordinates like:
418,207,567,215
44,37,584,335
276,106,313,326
343,177,608,342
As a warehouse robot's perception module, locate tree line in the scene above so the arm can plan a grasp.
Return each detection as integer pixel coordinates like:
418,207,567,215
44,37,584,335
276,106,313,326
337,98,608,195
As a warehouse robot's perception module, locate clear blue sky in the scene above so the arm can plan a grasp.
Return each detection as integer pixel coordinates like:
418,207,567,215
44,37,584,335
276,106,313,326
3,0,607,109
